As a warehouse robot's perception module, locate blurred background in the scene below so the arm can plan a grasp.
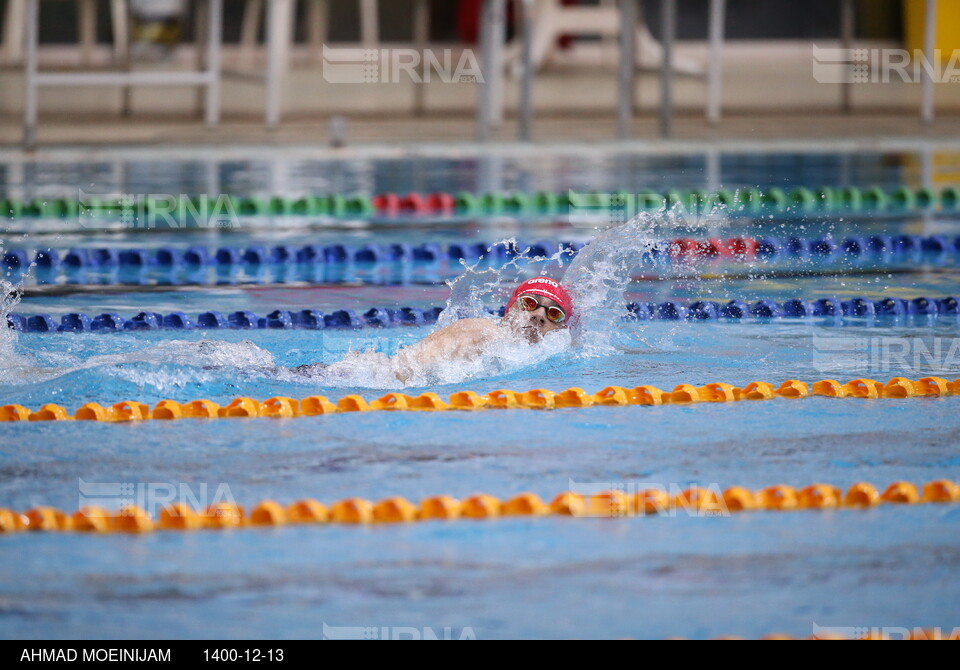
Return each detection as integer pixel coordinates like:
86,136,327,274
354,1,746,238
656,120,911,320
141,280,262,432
2,4,960,643
0,0,908,43
1,0,957,147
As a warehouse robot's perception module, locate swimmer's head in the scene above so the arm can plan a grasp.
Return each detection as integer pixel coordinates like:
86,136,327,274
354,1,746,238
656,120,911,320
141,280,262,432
502,276,574,343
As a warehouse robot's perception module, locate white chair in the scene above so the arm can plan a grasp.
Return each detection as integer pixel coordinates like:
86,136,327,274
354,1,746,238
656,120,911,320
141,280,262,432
512,0,703,75
3,0,129,66
238,0,380,68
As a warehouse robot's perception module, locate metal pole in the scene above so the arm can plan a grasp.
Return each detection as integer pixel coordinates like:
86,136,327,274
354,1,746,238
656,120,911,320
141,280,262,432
477,0,494,141
477,0,506,141
491,0,505,126
113,0,132,116
194,0,208,118
79,0,95,65
3,0,25,65
35,71,218,86
617,0,637,139
840,0,854,113
307,0,328,63
205,0,223,128
360,0,379,47
239,0,264,68
659,0,676,138
413,0,429,116
23,0,39,150
519,0,534,141
706,0,725,125
922,0,937,124
265,0,292,129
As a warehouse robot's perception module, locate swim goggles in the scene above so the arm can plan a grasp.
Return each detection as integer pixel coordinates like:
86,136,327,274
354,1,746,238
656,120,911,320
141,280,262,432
517,294,567,324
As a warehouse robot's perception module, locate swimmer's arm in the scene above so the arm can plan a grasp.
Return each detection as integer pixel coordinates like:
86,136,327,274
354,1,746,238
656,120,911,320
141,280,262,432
395,318,501,382
413,318,500,351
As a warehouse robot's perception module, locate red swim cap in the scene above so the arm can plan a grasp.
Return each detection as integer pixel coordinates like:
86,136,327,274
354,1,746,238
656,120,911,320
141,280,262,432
505,276,574,321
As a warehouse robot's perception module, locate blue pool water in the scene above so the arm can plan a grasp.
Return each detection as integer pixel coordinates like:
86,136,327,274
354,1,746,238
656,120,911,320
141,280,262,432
1,148,959,640
0,149,918,201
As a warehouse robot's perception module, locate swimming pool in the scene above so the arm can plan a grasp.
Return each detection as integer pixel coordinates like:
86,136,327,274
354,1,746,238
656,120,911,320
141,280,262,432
1,147,959,640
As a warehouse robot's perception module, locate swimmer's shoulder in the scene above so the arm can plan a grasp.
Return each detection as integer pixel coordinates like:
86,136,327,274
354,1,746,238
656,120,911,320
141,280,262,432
420,317,500,346
452,316,500,328
446,317,501,336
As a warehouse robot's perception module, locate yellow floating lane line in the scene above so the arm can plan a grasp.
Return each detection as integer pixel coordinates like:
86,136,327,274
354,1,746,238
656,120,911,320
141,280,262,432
1,377,958,425
1,480,957,534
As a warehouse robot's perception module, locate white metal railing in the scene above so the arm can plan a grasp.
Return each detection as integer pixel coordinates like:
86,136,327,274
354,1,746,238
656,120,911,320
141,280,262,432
10,0,945,147
478,0,944,142
21,0,224,149
3,0,129,66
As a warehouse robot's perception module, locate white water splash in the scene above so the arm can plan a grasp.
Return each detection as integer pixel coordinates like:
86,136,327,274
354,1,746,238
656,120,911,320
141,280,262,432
437,238,572,327
0,279,35,384
296,213,678,388
81,339,276,370
433,211,676,362
0,329,277,389
286,213,689,388
562,210,665,355
288,325,572,389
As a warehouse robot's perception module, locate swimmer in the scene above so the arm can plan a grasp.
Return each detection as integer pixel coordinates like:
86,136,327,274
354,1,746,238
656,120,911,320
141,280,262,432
289,276,574,382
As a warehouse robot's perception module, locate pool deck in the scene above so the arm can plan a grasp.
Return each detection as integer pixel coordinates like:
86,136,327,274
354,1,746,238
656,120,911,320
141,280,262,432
2,40,960,150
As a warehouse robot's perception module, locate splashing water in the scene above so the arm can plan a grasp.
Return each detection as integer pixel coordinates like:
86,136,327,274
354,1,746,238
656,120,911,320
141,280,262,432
432,210,682,363
300,211,680,388
280,239,576,388
562,212,663,355
284,326,571,390
83,340,279,393
0,209,706,393
0,279,21,320
82,339,277,370
433,207,704,363
1,331,278,391
437,238,572,327
0,279,34,384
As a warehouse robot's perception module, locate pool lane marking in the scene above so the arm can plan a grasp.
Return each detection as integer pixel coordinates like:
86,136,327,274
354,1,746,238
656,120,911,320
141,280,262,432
1,377,958,424
2,479,958,533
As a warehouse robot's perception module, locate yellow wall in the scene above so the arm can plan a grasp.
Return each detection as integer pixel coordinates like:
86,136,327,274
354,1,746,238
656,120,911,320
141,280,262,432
904,0,960,53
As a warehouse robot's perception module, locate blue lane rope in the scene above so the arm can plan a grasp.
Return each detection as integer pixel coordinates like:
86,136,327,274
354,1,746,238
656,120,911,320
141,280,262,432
2,235,959,272
1,241,577,273
6,307,444,333
627,296,958,320
2,236,957,288
7,297,957,333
